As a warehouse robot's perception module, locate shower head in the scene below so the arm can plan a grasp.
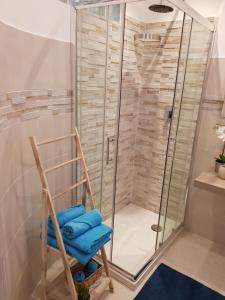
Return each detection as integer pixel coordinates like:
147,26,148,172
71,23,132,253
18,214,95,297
149,2,174,13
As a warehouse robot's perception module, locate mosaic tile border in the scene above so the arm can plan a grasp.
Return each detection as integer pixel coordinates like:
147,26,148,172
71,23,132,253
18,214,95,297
0,89,73,131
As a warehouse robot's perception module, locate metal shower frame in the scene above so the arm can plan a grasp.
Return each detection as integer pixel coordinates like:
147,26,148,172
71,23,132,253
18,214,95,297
71,0,214,286
73,0,214,32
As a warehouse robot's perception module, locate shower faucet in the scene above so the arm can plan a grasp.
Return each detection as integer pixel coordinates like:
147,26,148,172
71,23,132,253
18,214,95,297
164,105,173,123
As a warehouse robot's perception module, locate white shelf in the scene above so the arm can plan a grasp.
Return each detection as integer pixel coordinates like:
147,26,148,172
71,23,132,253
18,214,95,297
195,172,225,193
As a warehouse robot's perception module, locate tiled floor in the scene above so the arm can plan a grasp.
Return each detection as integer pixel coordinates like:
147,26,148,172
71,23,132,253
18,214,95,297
32,230,225,299
161,230,225,296
104,203,175,275
101,230,225,299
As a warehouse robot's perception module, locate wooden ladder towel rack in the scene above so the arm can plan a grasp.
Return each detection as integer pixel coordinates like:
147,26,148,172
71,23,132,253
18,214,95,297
30,127,113,300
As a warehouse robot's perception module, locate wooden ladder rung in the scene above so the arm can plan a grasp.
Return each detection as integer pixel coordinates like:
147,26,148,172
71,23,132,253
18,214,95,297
45,157,82,173
38,133,76,146
52,179,87,200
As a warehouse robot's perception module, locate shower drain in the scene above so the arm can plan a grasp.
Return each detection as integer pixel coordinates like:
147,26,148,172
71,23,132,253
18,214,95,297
151,224,162,232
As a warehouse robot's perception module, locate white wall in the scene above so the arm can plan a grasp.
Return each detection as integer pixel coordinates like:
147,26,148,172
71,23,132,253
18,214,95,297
202,0,225,101
0,0,71,42
186,0,224,18
212,1,225,58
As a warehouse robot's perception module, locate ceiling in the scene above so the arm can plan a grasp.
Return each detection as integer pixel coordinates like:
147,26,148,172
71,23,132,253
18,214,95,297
126,0,225,22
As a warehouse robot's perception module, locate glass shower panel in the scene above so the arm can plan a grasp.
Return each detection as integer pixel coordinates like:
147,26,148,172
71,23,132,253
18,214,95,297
100,4,125,219
75,4,125,263
112,1,185,276
76,7,108,211
158,18,212,245
156,14,193,248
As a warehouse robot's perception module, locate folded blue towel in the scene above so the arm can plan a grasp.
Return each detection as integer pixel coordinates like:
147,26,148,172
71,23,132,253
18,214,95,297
86,260,98,276
47,233,110,265
48,204,85,228
47,224,112,254
66,224,112,254
73,271,85,283
63,209,103,239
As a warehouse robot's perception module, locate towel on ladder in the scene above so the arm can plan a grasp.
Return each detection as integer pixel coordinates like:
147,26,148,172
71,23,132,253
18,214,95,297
63,209,102,239
47,233,110,265
68,224,112,253
47,223,112,254
48,204,85,227
42,205,112,264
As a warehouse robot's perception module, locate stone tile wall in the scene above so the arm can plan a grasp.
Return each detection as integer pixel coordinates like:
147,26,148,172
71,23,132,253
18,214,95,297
115,17,144,214
131,20,183,213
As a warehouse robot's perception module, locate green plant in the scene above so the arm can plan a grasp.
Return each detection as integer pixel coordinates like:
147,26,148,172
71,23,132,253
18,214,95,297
215,153,225,163
76,284,90,300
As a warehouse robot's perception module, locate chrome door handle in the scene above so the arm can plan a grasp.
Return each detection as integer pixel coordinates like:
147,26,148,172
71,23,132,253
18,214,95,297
106,137,115,165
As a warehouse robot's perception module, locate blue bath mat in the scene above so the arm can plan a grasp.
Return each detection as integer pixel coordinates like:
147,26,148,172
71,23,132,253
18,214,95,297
134,264,225,300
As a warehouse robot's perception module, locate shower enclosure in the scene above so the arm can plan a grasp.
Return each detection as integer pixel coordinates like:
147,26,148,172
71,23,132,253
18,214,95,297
73,0,213,280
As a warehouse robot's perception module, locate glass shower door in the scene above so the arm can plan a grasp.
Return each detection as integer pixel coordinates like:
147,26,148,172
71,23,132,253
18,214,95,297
100,4,126,220
111,1,186,277
156,17,213,247
75,3,125,260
